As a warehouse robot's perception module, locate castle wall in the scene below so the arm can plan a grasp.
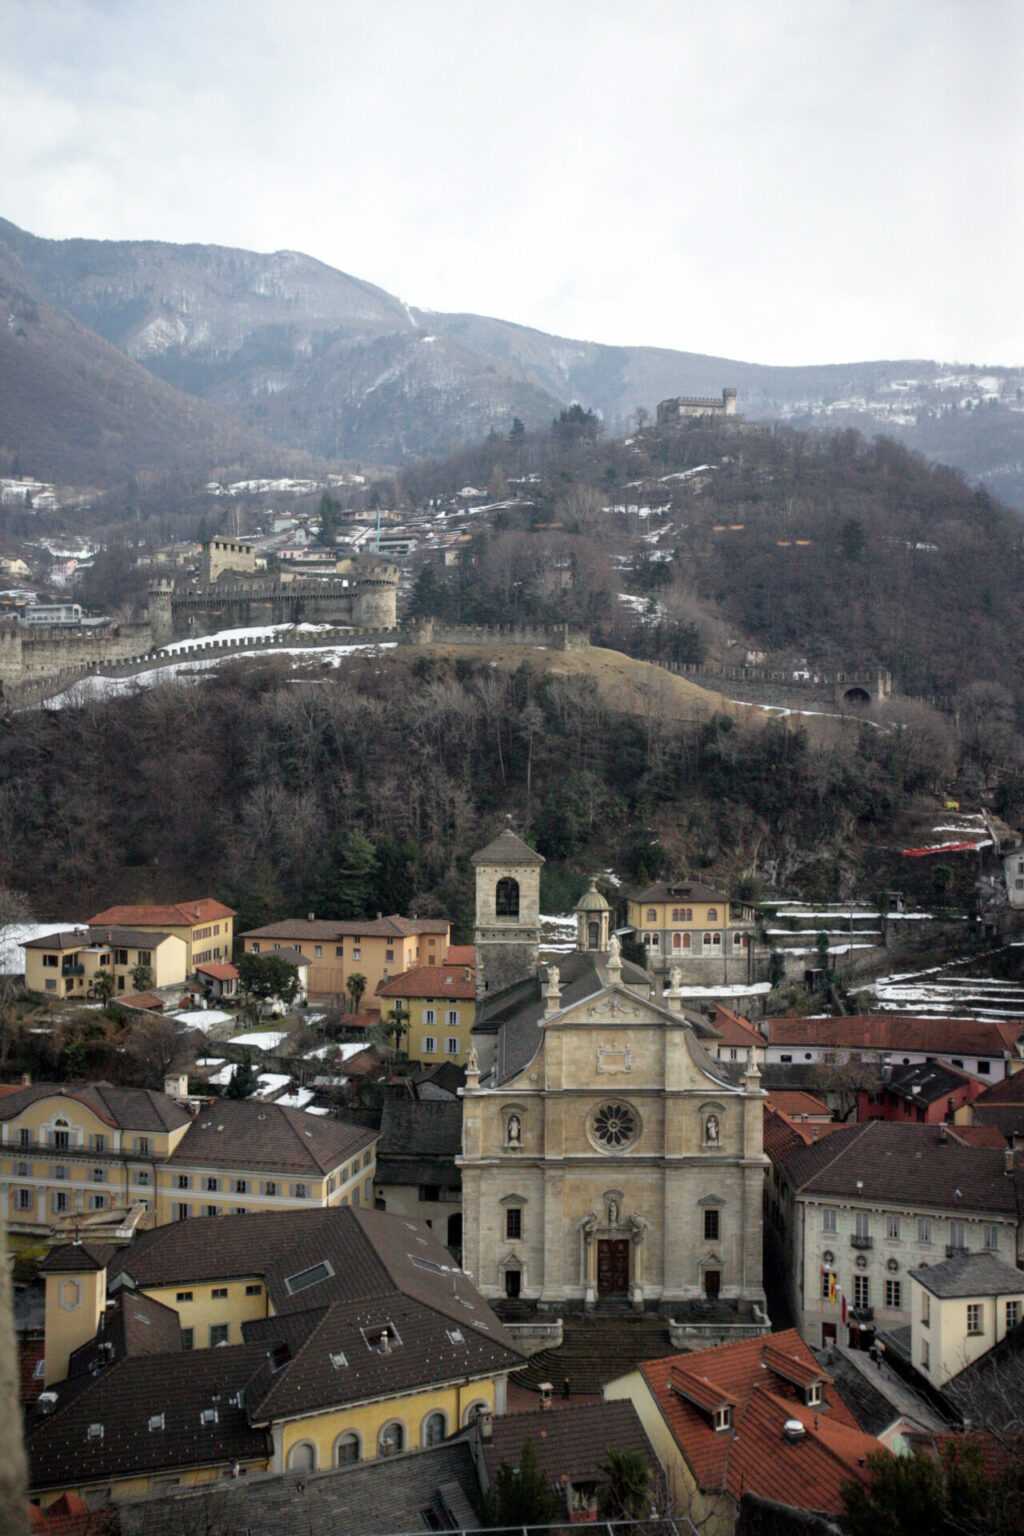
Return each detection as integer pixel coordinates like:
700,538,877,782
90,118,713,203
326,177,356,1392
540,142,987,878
201,538,257,584
0,623,153,686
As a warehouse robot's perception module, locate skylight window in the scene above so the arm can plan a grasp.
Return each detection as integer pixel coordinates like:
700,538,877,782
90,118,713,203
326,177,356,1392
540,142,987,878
200,1408,219,1426
446,1329,465,1345
362,1323,401,1353
87,1423,104,1440
148,1414,164,1432
410,1255,445,1273
283,1259,335,1295
330,1351,348,1369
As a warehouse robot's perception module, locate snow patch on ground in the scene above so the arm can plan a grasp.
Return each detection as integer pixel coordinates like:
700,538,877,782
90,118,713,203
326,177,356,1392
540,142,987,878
228,1030,289,1051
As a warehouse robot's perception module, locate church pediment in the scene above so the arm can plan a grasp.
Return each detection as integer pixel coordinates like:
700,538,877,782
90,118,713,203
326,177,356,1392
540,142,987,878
554,986,681,1030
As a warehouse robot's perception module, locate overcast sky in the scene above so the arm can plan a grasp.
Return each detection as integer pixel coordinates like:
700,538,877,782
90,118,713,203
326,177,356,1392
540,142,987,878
2,0,1021,366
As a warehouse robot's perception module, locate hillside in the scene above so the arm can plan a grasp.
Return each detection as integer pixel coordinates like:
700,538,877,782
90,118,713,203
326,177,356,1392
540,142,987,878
3,218,1022,504
0,242,317,486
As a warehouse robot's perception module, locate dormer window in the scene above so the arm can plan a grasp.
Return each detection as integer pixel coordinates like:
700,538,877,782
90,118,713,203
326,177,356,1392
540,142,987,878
805,1382,823,1407
713,1406,732,1432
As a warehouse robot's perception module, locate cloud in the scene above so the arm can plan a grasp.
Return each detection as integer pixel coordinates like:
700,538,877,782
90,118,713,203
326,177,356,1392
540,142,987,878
1,0,1021,364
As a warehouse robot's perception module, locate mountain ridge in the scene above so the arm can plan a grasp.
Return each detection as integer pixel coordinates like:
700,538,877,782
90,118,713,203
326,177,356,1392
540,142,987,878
3,217,1023,503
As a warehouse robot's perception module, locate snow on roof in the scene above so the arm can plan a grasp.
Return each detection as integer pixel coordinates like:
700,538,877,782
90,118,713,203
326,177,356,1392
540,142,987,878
171,1008,234,1029
228,1031,288,1050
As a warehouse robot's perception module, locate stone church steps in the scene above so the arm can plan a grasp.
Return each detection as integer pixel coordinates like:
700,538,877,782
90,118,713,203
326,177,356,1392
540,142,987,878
512,1314,677,1396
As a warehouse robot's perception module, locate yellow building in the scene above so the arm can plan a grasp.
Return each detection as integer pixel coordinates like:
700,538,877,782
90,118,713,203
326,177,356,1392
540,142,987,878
241,915,451,1010
626,879,756,988
907,1250,1024,1389
0,1082,192,1237
376,959,476,1066
1,1083,376,1240
28,1208,523,1509
23,926,188,1000
87,898,236,972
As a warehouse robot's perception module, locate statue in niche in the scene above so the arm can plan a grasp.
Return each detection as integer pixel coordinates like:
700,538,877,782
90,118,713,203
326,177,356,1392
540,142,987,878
705,1113,720,1146
607,1198,619,1226
507,1113,522,1147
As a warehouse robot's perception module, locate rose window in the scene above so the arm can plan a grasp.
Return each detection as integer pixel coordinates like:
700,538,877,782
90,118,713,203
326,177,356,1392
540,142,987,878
591,1102,639,1151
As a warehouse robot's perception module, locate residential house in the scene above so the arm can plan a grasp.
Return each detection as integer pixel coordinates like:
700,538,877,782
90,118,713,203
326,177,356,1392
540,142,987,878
194,961,238,1001
761,1014,1024,1084
769,1121,1023,1349
376,960,476,1066
766,1089,835,1130
23,928,188,1000
0,1084,376,1240
87,900,236,972
240,916,451,1010
809,1341,947,1451
605,1329,879,1535
858,1059,986,1124
373,1099,462,1254
907,1250,1024,1390
1002,845,1024,909
28,1208,523,1509
705,1005,767,1068
625,880,757,988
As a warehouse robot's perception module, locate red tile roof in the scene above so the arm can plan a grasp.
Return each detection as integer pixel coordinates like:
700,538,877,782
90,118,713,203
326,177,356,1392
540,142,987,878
196,961,239,981
973,1070,1024,1105
949,1124,1008,1148
708,1006,765,1049
445,944,476,966
376,963,476,1001
764,1014,1024,1056
640,1330,878,1515
88,899,235,927
767,1090,834,1119
763,1104,813,1163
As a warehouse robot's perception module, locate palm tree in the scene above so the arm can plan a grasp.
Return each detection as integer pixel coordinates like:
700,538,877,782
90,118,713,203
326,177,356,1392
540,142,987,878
346,973,367,1015
598,1448,651,1520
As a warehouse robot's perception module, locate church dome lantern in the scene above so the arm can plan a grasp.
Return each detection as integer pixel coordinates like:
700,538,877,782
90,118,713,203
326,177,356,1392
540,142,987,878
575,879,611,952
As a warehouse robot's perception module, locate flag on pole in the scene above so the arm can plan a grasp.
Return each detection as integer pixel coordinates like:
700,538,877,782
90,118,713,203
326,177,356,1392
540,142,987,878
828,1272,836,1304
841,1289,848,1325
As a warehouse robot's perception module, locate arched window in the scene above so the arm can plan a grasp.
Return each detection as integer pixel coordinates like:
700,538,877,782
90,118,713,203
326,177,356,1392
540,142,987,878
495,878,519,917
672,932,682,950
671,908,680,922
334,1431,361,1466
463,1400,489,1427
287,1441,317,1471
682,932,691,950
422,1411,447,1448
686,908,693,922
378,1421,405,1457
712,933,722,947
707,908,718,922
703,932,713,948
646,908,657,923
733,932,746,949
588,920,600,949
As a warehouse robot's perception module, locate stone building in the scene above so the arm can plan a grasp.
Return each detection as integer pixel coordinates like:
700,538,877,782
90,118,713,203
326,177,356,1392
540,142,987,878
460,835,768,1316
656,388,738,425
471,827,544,1002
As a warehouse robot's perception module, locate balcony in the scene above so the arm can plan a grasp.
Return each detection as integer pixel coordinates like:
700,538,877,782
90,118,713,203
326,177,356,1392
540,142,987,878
849,1306,874,1324
946,1243,969,1258
850,1234,874,1250
61,965,85,977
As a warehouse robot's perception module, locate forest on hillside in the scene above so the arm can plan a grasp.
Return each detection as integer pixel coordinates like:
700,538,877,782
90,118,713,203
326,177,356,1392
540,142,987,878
0,646,991,934
402,414,1024,710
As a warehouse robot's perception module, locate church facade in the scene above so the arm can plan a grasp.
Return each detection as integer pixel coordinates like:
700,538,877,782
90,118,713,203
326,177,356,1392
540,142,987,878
460,831,768,1313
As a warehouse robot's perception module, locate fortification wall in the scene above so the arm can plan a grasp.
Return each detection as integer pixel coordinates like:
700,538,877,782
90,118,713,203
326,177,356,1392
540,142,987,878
410,619,587,652
0,622,154,685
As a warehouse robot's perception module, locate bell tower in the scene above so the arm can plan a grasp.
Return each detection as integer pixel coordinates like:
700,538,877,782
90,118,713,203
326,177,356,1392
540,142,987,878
575,879,611,952
472,825,544,1001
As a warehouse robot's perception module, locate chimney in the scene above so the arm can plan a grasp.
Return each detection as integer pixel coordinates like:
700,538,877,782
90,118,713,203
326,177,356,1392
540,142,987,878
478,1408,493,1441
1005,1148,1016,1176
307,912,314,922
783,1419,806,1443
538,1382,553,1411
939,1124,948,1143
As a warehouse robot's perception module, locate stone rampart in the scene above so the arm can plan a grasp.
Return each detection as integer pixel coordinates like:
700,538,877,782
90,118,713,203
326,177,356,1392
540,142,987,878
410,619,588,652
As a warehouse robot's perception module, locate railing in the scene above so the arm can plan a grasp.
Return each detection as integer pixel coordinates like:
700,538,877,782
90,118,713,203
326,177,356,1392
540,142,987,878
850,1235,874,1249
504,1319,564,1353
946,1243,970,1258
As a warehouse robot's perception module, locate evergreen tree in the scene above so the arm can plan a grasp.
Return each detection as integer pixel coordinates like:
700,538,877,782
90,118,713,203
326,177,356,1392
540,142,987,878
225,1053,259,1099
485,1434,559,1527
317,492,341,546
336,829,380,919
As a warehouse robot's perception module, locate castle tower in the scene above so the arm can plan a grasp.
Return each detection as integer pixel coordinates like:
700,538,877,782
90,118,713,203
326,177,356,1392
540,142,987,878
471,826,544,1001
146,580,175,646
575,879,611,952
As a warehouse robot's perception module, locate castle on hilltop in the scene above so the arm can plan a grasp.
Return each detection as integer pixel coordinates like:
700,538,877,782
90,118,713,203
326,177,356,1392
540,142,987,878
656,388,739,425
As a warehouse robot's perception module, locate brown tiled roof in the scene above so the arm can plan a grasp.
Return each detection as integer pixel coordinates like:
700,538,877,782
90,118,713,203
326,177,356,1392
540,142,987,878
707,1006,765,1049
40,1244,118,1275
0,1084,191,1132
779,1121,1021,1214
764,1014,1024,1056
628,879,728,903
973,1070,1024,1105
195,962,238,981
763,1104,813,1164
118,992,164,1011
167,1099,374,1174
445,944,476,966
377,1100,463,1158
20,1338,44,1405
241,915,448,942
480,1400,661,1493
639,1331,876,1515
88,899,235,927
377,964,475,1001
767,1090,833,1119
68,1291,182,1375
950,1124,1008,1148
471,829,545,866
24,928,174,951
26,1343,270,1491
